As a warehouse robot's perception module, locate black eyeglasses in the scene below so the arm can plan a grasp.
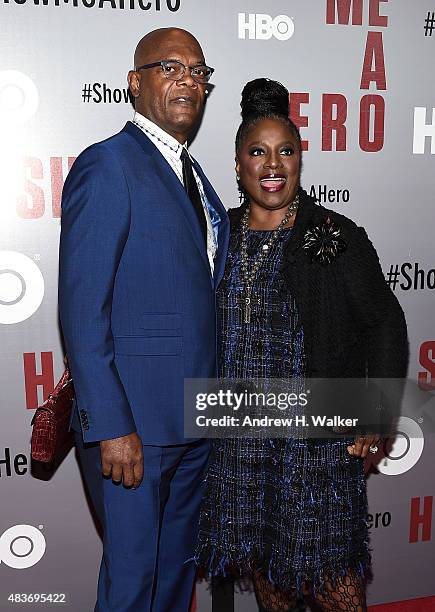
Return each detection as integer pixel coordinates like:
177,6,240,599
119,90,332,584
135,59,215,84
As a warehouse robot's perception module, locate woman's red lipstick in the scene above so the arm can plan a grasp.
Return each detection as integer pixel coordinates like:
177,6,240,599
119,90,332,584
259,173,287,192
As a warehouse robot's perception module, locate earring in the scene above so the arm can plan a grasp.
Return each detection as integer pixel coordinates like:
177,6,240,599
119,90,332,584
237,178,248,205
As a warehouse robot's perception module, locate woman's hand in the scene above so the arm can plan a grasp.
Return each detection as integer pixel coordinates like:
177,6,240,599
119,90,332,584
347,434,381,458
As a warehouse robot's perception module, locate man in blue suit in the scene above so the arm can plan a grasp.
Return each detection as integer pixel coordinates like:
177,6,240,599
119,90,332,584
59,28,229,611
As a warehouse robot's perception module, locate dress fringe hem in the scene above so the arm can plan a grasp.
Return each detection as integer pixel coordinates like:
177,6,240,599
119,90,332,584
194,543,371,596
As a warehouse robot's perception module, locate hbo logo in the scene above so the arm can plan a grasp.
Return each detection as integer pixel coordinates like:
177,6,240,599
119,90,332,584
0,525,46,569
0,251,45,325
238,13,295,41
366,417,425,476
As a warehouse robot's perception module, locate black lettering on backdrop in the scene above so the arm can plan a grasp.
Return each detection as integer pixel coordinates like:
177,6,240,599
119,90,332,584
4,0,181,9
367,511,392,529
309,184,350,204
400,263,413,291
0,448,29,478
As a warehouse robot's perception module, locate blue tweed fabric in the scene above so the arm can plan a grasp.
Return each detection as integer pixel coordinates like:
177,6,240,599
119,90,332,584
195,227,371,593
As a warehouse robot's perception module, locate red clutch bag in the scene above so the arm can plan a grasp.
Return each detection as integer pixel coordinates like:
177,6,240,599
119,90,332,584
31,368,75,463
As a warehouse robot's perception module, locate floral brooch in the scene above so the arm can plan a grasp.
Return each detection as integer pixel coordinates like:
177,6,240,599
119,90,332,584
302,217,347,265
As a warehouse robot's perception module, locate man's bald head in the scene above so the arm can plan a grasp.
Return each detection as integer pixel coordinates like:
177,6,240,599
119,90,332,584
127,28,209,143
133,28,204,69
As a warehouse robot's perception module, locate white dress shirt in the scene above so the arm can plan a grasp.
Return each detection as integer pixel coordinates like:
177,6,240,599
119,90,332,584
132,112,217,274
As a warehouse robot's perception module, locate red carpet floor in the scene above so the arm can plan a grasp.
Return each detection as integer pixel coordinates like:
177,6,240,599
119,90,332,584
369,597,435,611
191,591,435,611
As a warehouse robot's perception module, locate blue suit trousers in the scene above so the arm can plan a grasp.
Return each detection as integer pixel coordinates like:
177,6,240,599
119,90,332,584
75,434,210,612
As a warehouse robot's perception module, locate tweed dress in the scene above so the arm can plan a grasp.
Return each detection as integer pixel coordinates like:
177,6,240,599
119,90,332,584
195,226,371,593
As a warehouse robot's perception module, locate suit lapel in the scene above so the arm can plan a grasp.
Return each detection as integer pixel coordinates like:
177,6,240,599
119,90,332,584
150,150,212,273
192,160,230,287
123,122,211,275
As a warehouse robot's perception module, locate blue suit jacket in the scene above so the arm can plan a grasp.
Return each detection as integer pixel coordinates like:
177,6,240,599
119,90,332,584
59,122,229,444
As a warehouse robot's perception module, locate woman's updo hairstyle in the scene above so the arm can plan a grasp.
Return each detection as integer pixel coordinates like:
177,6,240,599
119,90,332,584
235,78,301,154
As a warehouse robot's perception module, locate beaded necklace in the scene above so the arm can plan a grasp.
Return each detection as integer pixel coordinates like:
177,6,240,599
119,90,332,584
239,194,299,323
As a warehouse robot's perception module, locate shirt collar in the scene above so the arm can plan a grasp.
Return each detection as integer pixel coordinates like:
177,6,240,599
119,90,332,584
133,112,188,160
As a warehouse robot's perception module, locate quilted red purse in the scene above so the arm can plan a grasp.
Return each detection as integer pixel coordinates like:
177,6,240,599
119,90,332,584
30,368,75,462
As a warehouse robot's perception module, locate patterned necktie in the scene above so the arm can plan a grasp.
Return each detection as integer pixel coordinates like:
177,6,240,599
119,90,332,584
181,148,207,245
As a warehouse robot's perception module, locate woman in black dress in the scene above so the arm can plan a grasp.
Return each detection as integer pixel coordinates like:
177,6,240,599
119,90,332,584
196,79,408,611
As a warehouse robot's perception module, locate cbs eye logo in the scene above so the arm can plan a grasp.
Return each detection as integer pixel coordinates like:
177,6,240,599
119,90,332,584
0,525,46,569
0,251,44,325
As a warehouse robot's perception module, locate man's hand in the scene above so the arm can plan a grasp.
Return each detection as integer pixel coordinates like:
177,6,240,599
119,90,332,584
100,433,143,489
347,434,381,458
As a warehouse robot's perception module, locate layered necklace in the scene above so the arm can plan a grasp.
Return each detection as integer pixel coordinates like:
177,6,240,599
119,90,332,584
239,194,299,324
